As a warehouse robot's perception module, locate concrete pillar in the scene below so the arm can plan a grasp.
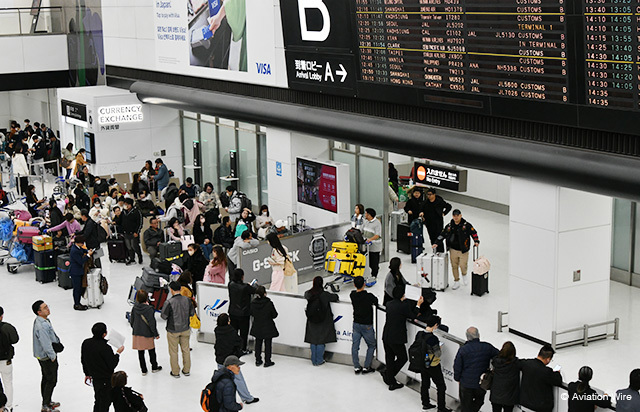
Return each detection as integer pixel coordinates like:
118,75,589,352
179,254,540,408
508,178,612,346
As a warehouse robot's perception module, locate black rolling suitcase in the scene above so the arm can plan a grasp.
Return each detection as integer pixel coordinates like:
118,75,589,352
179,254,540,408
57,253,73,289
396,223,410,254
34,250,56,283
471,246,490,297
159,242,183,265
108,233,128,262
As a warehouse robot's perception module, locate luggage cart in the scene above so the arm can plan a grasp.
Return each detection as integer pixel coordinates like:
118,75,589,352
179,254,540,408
324,242,376,293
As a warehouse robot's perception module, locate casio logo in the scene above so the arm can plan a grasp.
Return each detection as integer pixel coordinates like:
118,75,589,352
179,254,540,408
242,248,259,256
298,0,330,41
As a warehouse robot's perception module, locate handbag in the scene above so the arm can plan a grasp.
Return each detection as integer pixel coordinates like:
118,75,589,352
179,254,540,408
60,157,70,168
190,313,201,329
283,258,296,277
479,368,494,390
52,341,64,353
180,234,195,251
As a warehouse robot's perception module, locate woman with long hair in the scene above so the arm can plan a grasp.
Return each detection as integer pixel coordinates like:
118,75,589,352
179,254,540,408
140,159,156,193
192,213,213,259
303,276,338,366
198,182,222,225
383,257,409,305
351,203,365,230
73,148,87,176
250,286,278,368
567,366,611,412
204,245,227,284
129,290,162,375
61,142,75,180
490,341,521,412
266,232,288,292
255,204,275,238
25,184,45,217
11,145,29,195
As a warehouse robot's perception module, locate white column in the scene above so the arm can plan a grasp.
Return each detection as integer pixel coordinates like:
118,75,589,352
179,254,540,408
266,128,295,221
508,178,612,345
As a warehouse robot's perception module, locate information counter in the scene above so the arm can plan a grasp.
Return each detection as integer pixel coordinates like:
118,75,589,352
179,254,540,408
237,222,352,285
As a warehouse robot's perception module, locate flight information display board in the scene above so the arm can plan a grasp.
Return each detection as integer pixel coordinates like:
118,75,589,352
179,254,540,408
356,0,570,102
279,0,640,135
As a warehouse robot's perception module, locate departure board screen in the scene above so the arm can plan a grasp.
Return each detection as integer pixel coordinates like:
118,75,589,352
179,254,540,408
356,0,570,102
280,0,640,135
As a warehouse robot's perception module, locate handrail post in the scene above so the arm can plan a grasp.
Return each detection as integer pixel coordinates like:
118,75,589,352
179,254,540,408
614,318,620,340
583,324,589,347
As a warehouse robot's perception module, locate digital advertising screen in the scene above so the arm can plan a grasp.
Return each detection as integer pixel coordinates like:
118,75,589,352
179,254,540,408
296,158,337,213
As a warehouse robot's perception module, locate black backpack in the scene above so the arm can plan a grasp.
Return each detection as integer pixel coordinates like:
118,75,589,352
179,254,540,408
345,228,365,244
408,331,436,373
200,380,220,412
175,208,185,224
305,294,327,324
97,225,107,244
237,192,251,211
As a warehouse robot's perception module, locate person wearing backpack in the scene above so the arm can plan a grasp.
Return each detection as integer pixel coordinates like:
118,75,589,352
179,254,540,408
208,355,246,412
304,276,339,366
249,286,278,367
0,306,19,412
225,186,251,223
214,314,258,405
110,371,147,412
414,315,451,412
382,285,423,390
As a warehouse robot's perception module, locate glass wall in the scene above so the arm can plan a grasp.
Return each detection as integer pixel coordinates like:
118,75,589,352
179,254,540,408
180,113,267,207
610,198,640,287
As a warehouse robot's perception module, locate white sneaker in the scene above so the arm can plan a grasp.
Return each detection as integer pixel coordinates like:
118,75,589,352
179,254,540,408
452,281,460,290
462,274,469,285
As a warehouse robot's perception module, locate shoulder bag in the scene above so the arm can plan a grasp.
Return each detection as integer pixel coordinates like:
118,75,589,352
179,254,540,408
283,258,296,277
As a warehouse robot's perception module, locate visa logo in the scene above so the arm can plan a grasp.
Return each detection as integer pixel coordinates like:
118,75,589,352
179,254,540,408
256,63,272,75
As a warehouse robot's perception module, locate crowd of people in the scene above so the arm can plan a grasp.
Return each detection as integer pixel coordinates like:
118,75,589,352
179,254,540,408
0,140,637,412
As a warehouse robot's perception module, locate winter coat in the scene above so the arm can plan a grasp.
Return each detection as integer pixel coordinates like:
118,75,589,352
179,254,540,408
453,338,499,389
489,356,522,406
404,194,424,223
437,217,480,253
129,302,159,338
193,223,213,245
382,299,419,344
69,244,89,278
182,248,209,284
211,367,242,412
228,281,257,317
199,191,222,212
520,358,563,412
81,218,101,250
80,336,120,381
249,296,279,339
121,207,143,235
11,153,29,176
155,164,170,190
303,290,339,344
214,225,235,249
111,386,146,412
422,195,452,230
214,324,242,365
204,261,227,284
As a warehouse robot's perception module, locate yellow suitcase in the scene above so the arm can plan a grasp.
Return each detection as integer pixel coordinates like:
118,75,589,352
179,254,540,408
325,250,366,278
329,241,359,254
33,235,53,251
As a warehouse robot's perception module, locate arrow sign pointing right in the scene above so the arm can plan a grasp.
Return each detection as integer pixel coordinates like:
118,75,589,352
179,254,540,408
336,64,347,82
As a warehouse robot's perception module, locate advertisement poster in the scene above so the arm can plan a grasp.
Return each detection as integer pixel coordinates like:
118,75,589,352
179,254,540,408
297,158,338,213
154,0,277,85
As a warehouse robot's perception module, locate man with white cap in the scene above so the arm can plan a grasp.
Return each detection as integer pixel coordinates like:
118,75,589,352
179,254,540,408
267,220,290,238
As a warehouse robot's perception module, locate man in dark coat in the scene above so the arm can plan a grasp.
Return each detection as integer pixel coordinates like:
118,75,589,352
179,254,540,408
381,285,423,390
249,286,278,367
228,269,257,353
519,345,563,412
404,187,425,224
81,323,124,412
420,187,452,253
212,356,245,412
214,216,235,249
453,327,499,412
433,209,479,290
80,209,101,251
143,217,164,260
121,198,143,265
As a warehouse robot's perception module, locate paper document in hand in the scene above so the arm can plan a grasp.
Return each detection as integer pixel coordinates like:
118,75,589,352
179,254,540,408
107,328,126,349
404,285,422,302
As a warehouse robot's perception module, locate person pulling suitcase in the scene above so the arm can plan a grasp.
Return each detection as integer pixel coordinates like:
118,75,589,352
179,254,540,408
432,209,479,291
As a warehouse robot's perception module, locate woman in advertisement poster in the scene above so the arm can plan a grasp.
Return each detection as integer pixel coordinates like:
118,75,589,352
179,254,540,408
208,0,247,71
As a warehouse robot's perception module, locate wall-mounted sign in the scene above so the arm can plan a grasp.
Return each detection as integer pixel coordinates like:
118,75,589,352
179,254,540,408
414,162,467,192
61,100,87,122
98,105,144,125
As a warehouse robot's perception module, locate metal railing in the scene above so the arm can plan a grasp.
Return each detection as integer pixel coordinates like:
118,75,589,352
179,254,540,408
498,310,508,332
552,318,620,350
0,7,66,36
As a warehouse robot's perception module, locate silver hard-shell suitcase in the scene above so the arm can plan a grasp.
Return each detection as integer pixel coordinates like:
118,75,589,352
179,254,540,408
416,248,449,291
84,268,104,308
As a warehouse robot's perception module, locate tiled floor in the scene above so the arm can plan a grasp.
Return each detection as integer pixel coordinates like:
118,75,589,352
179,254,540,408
0,199,636,411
